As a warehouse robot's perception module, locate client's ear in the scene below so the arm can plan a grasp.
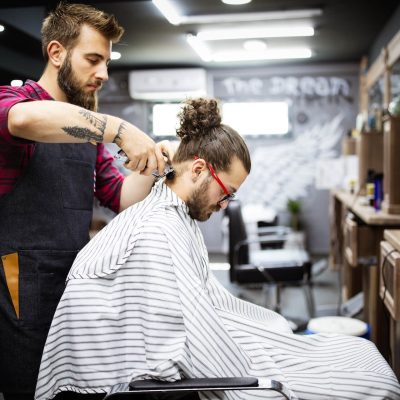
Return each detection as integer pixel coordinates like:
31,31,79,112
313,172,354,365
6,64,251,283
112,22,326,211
191,158,206,181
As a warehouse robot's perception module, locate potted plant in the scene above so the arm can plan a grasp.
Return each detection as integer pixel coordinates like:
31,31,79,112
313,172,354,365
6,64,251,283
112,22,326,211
287,198,301,231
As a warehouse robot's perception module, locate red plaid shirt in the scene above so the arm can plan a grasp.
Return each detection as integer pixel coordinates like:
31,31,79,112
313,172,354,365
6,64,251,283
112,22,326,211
0,80,124,213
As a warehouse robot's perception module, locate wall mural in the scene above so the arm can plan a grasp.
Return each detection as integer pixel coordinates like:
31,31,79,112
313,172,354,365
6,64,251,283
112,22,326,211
238,113,345,210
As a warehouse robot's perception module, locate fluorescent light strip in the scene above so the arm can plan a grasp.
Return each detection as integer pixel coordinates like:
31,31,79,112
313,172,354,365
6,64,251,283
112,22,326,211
198,26,314,41
152,0,181,25
152,0,322,26
186,34,212,62
0,25,4,32
179,9,322,24
212,48,312,62
222,0,252,4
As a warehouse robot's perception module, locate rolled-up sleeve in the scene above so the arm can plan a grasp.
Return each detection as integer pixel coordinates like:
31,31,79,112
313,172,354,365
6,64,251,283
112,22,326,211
0,86,35,145
95,144,124,213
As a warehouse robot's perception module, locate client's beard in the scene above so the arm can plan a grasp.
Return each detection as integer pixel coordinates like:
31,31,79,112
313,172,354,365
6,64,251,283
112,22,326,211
186,179,220,221
57,53,99,112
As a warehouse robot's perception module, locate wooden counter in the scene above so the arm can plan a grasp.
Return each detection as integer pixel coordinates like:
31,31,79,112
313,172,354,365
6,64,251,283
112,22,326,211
330,190,400,363
334,190,400,225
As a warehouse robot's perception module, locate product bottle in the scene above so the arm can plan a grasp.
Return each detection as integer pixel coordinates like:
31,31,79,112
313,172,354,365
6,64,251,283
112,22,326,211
373,173,384,211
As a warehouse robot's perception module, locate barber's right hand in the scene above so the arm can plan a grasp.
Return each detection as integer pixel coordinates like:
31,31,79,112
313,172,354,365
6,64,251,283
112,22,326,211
116,124,165,176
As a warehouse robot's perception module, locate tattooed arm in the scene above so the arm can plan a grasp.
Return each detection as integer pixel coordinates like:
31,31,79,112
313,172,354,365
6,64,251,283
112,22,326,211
8,100,165,175
10,100,125,144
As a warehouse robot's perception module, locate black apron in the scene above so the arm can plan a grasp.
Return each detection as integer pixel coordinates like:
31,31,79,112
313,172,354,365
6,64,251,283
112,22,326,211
0,142,97,394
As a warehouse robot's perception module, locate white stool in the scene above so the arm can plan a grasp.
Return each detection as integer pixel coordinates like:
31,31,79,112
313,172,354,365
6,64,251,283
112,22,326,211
306,316,369,338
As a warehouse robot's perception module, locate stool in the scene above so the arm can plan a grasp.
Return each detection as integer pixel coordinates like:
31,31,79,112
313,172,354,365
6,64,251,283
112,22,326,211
306,316,370,339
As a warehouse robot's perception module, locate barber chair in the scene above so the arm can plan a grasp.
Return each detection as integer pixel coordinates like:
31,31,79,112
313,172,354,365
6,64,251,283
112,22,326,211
104,377,293,399
225,200,315,319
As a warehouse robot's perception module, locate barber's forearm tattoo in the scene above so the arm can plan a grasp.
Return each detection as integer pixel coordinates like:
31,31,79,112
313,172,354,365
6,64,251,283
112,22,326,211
113,121,127,146
78,109,107,135
61,109,108,142
62,126,104,142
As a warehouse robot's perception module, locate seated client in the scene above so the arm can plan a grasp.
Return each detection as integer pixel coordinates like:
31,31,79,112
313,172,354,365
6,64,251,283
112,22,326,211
35,98,400,400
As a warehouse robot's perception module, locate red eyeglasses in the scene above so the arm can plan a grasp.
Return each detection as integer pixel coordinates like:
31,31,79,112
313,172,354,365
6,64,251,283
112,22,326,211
194,156,235,204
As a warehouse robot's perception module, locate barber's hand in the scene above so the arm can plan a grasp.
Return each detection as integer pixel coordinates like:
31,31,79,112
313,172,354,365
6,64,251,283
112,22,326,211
156,140,178,165
117,124,165,176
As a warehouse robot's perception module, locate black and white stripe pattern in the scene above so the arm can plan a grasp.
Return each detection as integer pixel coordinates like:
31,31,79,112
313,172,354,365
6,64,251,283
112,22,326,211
35,182,400,400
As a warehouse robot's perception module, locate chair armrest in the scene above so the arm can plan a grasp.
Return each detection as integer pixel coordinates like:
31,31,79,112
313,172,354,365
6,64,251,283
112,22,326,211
104,377,293,400
233,236,285,254
256,226,291,236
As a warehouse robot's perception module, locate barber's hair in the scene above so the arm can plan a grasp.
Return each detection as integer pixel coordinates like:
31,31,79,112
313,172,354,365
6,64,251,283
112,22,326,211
174,98,251,174
41,2,124,61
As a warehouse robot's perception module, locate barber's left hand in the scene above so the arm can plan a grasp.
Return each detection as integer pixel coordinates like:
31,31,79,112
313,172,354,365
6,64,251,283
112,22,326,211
156,140,178,166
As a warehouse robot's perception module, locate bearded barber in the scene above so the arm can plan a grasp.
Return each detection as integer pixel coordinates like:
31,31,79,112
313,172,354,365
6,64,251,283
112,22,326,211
0,3,170,400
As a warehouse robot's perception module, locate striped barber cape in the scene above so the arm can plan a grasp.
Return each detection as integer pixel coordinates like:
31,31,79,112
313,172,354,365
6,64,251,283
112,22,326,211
35,181,400,400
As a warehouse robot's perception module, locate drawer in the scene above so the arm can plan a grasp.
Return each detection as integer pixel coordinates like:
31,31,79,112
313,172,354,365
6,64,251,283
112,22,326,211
341,257,363,301
344,217,377,267
380,240,400,321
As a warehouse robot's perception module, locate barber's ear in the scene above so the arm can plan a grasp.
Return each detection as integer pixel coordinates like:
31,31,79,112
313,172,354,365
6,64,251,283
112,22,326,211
191,158,206,181
47,40,66,68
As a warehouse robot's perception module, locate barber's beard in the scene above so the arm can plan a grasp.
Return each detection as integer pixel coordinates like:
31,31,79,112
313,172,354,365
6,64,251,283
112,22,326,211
186,179,221,221
57,54,99,112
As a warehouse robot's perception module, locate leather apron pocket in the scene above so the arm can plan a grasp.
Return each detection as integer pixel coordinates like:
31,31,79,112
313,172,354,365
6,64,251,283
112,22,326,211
17,249,78,329
1,252,20,318
60,158,94,210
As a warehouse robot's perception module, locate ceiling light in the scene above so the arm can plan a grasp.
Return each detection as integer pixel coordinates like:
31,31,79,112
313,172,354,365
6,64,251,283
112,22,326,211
152,0,181,25
186,34,212,62
187,32,312,63
243,40,267,52
11,80,23,87
198,26,314,41
111,51,121,60
180,9,321,24
152,0,322,25
0,25,5,32
212,48,312,62
221,0,252,4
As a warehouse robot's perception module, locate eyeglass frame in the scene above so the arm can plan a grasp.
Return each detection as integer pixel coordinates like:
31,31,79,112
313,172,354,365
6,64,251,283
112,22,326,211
194,155,236,204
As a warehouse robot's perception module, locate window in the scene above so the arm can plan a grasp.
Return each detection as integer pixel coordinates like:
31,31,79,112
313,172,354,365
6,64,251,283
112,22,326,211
152,103,182,137
151,100,291,138
222,101,290,136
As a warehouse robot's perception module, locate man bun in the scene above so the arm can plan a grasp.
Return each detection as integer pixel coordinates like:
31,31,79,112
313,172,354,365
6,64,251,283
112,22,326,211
176,98,221,140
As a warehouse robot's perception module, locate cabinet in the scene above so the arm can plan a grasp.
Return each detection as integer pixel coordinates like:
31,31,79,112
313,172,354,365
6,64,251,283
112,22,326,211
380,230,400,378
330,189,400,365
343,216,377,267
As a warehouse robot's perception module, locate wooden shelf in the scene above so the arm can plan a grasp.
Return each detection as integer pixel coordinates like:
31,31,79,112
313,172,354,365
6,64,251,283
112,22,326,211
333,189,400,226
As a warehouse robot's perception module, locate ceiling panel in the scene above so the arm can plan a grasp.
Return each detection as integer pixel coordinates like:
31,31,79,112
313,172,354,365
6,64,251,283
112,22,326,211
0,0,398,85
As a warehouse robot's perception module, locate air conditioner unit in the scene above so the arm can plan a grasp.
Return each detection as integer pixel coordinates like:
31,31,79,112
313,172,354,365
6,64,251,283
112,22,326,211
129,68,207,101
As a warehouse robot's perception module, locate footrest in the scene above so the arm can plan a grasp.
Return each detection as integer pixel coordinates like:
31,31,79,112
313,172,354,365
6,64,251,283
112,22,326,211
104,377,293,399
130,377,258,390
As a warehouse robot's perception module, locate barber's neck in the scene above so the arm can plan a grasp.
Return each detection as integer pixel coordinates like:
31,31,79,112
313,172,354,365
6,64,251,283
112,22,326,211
37,65,68,102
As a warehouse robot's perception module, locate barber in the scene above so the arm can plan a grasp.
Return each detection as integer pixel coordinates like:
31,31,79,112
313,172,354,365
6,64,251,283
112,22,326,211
0,3,169,399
